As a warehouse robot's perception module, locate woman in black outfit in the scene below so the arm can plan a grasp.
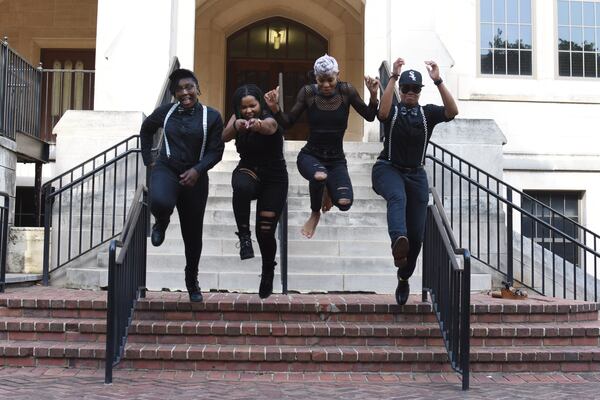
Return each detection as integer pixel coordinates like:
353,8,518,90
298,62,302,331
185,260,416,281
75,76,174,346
140,68,224,302
374,58,458,305
222,84,288,299
264,54,379,238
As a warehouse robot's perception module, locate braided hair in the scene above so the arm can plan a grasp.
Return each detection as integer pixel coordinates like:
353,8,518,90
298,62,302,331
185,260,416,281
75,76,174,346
232,84,268,120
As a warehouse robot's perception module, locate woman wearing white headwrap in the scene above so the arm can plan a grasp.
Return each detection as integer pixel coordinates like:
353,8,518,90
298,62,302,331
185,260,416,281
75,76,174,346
265,54,379,238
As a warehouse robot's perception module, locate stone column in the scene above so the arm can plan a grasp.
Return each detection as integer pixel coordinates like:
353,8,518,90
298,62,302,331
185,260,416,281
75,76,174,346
94,0,195,115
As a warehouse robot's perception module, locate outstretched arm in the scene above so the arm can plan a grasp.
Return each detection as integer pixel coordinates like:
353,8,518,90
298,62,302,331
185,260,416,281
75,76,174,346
347,77,379,121
379,58,404,121
424,60,458,119
264,86,307,129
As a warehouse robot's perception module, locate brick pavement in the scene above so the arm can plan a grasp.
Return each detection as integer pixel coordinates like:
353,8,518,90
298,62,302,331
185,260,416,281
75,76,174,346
1,367,600,399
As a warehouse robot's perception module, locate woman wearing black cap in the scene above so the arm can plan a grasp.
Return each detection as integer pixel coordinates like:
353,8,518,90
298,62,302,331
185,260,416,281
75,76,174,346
222,84,287,299
373,58,458,305
140,68,224,302
264,54,379,239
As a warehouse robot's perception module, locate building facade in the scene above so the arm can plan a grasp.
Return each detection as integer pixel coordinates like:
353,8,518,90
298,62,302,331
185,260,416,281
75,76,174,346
2,0,600,287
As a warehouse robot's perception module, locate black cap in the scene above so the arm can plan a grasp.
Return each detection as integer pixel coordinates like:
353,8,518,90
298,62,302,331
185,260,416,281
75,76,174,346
168,68,199,95
398,69,424,87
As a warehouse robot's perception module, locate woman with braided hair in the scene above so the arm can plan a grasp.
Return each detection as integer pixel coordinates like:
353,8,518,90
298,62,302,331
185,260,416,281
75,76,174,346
222,84,288,299
264,54,379,239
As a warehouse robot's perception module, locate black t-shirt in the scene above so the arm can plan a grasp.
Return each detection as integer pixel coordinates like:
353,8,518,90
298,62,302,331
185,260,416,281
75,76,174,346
378,103,452,167
235,112,284,166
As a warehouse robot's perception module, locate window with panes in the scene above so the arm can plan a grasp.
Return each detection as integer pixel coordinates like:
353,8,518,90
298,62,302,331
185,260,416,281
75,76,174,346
521,191,582,266
557,0,600,77
480,0,533,75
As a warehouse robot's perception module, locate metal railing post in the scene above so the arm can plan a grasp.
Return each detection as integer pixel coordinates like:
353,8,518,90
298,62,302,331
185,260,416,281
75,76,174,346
0,192,8,293
506,188,514,286
42,185,53,286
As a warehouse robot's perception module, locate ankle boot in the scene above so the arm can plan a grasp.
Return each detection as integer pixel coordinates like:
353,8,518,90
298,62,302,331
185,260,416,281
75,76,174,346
395,270,410,306
259,262,276,299
236,231,255,260
185,266,203,302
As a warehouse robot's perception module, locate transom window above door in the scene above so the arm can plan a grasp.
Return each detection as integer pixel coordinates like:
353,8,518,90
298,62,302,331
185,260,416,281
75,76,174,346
228,17,327,60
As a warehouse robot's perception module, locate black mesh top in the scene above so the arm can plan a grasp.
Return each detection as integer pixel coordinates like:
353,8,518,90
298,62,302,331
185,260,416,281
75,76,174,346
274,82,377,157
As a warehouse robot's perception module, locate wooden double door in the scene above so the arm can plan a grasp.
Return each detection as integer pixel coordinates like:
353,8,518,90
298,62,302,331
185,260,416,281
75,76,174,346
226,60,314,140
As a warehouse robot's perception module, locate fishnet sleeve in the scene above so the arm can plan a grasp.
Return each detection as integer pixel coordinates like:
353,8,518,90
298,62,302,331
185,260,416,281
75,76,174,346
273,85,309,129
345,82,377,122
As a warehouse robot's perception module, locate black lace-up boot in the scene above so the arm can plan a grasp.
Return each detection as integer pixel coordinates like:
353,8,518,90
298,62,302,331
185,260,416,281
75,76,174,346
236,231,255,260
184,266,203,302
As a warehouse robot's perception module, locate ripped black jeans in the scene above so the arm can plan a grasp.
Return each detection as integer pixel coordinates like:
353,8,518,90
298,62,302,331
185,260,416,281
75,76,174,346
296,148,353,212
231,160,288,266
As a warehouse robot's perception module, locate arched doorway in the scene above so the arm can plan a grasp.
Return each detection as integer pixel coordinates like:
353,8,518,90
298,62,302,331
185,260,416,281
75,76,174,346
225,17,328,140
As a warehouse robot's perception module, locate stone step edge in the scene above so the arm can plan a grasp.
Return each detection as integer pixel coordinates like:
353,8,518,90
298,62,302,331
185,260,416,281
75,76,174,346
2,342,600,364
2,317,599,339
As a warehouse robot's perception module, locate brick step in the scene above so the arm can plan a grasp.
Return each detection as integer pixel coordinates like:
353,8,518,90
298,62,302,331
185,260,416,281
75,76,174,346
2,316,599,349
2,293,598,323
2,341,600,373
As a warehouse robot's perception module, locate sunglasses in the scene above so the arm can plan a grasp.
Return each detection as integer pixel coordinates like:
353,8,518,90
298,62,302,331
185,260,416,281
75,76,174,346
400,85,422,94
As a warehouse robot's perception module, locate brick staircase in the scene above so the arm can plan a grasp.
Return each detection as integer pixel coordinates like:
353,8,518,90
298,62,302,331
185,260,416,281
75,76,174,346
1,288,599,374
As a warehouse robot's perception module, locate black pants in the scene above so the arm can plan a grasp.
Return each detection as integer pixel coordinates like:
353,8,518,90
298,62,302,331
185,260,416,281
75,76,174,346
149,160,209,279
296,149,353,212
231,161,288,266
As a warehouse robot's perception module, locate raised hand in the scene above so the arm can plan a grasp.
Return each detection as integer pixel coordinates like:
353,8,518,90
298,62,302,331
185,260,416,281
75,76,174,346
424,60,440,81
364,75,380,97
264,86,280,112
392,58,405,75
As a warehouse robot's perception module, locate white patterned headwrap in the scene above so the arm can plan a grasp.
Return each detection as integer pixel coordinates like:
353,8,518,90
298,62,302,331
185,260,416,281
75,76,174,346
313,54,339,76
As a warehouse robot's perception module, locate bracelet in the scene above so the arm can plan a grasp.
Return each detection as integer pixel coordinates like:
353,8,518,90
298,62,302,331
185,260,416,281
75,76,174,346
390,74,399,80
434,78,443,86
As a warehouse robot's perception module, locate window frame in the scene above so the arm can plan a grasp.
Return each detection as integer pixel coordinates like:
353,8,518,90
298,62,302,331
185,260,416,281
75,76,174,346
554,0,600,80
521,190,584,267
477,0,537,78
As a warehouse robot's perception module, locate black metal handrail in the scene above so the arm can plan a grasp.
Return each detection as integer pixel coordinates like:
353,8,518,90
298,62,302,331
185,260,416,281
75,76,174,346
0,37,42,141
105,185,148,384
428,153,600,301
0,191,9,292
428,141,599,256
42,147,143,284
423,188,470,390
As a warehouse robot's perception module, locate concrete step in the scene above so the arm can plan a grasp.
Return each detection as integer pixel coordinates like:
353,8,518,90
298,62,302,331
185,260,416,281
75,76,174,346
154,238,391,257
67,265,492,294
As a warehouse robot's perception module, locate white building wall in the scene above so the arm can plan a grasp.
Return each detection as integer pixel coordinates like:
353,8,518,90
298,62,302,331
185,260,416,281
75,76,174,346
94,0,195,115
364,0,600,232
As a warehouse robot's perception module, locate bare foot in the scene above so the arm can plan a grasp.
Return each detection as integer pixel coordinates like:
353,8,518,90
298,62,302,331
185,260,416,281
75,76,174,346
321,187,333,213
301,211,321,239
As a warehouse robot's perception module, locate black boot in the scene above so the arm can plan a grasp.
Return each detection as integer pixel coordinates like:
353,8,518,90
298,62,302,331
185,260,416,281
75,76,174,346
395,270,410,305
185,266,203,303
236,231,255,260
259,262,276,299
151,219,169,247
